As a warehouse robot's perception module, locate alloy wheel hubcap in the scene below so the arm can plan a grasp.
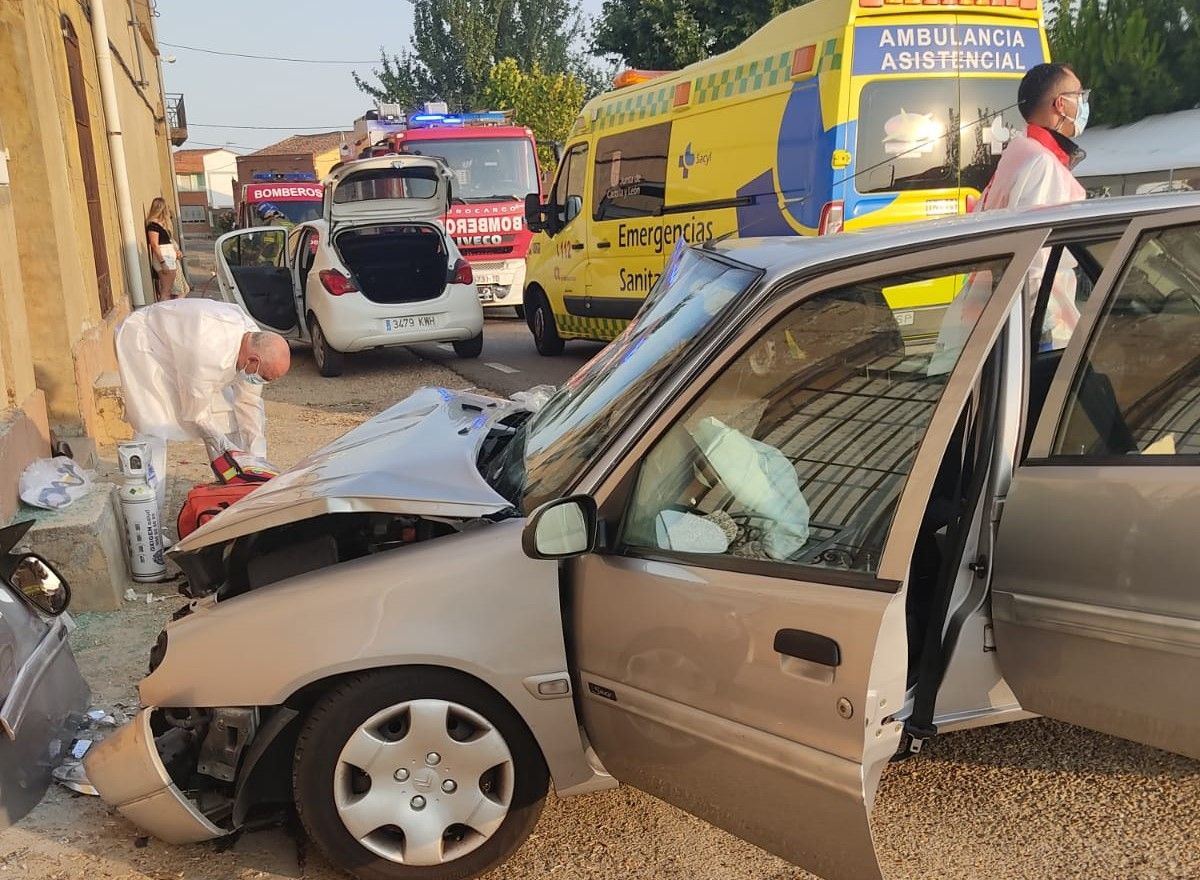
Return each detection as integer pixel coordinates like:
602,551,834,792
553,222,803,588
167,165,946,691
333,699,515,866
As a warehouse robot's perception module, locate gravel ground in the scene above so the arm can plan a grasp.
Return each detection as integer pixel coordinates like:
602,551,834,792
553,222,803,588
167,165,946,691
3,343,1197,880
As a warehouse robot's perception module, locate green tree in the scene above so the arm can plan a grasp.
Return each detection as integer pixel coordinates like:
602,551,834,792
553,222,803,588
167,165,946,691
1049,0,1198,126
353,0,586,110
483,58,588,166
592,0,810,70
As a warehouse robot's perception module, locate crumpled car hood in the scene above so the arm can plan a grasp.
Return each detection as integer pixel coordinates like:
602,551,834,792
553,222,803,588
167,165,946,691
172,387,518,553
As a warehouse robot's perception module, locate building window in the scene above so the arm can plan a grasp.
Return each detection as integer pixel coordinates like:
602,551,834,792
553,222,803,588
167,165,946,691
181,205,208,224
175,172,206,192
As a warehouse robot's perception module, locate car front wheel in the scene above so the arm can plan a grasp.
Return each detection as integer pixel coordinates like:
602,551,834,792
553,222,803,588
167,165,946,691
529,293,564,357
309,314,345,377
293,668,548,880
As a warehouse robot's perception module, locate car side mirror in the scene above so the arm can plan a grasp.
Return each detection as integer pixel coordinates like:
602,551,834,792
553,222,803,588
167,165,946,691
564,194,583,225
523,496,598,560
525,192,546,234
6,554,70,616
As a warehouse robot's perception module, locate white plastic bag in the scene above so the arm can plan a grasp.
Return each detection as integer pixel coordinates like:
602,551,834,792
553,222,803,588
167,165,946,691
19,457,92,511
510,384,557,413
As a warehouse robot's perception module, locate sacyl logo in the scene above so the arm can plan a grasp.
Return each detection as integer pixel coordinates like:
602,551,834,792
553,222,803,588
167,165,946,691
678,143,711,179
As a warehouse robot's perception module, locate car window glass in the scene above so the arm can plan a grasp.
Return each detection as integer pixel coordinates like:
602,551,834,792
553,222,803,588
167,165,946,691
620,257,1010,576
493,249,760,511
560,146,588,224
286,228,303,266
593,122,670,221
856,78,1023,195
222,230,286,269
1054,223,1200,457
333,166,440,203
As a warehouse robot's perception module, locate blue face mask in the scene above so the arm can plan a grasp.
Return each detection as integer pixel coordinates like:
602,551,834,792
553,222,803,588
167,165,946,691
1072,98,1090,136
1061,91,1091,137
237,368,267,386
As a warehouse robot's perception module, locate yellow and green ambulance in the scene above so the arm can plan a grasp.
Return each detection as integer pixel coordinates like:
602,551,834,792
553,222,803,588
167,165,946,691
523,0,1049,354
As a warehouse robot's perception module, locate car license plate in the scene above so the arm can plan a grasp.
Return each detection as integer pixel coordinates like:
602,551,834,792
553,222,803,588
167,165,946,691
384,315,439,332
476,273,501,286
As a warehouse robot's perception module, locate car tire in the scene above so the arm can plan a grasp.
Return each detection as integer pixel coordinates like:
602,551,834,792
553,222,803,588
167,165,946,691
529,293,564,357
293,668,548,880
310,315,345,378
512,305,525,321
452,333,483,359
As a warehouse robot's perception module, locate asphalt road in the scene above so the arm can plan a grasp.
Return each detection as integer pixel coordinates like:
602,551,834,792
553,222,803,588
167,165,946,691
412,308,609,395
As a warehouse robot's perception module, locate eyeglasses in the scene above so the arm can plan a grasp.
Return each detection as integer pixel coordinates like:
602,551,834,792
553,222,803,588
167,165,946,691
1058,89,1092,103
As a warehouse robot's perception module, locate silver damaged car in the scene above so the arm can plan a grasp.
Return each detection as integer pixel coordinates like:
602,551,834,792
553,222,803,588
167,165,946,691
88,195,1200,880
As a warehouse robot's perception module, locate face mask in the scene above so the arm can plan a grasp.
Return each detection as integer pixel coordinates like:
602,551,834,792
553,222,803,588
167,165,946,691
1066,96,1090,136
237,368,267,386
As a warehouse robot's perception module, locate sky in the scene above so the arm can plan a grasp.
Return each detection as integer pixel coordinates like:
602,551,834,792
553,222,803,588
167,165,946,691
158,0,605,154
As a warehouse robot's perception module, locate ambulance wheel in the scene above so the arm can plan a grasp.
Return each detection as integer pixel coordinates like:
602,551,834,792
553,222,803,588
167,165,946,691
529,292,564,357
310,315,345,377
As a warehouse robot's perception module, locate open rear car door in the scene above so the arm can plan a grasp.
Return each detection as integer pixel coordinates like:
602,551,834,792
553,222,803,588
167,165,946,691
214,227,301,337
993,207,1200,761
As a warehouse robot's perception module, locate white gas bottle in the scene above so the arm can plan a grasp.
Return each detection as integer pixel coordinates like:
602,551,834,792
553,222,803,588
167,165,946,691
117,441,166,583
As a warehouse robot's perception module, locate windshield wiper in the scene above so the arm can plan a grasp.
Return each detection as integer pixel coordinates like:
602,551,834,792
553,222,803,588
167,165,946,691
465,194,522,203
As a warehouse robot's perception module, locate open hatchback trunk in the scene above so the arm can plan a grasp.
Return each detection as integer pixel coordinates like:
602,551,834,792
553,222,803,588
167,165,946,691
335,224,449,304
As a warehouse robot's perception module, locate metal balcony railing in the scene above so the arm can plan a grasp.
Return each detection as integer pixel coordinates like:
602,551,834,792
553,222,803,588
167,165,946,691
166,92,187,146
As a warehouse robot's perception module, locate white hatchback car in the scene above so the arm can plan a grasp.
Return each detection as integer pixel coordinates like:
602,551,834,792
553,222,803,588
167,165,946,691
215,156,485,377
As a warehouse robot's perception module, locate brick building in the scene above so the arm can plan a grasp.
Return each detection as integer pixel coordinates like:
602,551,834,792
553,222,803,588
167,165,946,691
233,131,352,213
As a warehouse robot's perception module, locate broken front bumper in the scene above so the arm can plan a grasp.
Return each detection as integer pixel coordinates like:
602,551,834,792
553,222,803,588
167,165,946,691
85,708,223,844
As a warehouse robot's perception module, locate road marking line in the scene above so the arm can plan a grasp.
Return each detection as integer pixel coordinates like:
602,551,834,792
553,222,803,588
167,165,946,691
437,344,454,352
485,362,520,374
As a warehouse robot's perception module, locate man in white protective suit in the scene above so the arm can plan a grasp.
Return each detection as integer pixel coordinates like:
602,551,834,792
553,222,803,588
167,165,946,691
977,61,1091,349
115,298,291,513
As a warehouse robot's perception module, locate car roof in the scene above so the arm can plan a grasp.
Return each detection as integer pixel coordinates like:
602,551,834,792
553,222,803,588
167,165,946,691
709,193,1200,283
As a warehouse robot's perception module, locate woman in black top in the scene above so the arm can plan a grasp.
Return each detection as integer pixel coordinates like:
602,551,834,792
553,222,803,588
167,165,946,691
146,197,181,301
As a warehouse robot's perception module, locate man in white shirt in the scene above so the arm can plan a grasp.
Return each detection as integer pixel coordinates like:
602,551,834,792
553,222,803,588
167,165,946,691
979,62,1091,349
116,299,291,511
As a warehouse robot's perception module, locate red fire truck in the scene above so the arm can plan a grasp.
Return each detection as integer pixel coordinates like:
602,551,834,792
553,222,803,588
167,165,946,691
362,107,543,315
235,176,324,229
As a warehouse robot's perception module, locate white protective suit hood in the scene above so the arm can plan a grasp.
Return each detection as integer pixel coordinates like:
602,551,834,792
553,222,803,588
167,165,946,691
116,299,268,459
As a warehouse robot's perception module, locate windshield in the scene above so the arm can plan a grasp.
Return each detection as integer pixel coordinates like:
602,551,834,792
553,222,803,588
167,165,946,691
856,77,1025,194
250,201,321,226
483,248,760,511
400,137,539,202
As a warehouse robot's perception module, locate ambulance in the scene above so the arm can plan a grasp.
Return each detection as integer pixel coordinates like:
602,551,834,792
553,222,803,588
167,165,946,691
523,0,1048,354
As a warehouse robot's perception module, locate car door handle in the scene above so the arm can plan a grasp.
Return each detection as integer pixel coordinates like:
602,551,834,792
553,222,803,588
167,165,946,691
571,243,585,250
774,629,841,667
596,240,611,249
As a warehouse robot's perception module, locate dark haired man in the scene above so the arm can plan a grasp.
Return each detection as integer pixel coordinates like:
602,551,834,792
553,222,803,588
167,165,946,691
979,62,1091,349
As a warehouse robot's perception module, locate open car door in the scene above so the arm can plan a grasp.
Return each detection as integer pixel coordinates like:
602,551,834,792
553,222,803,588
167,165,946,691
993,207,1200,761
554,229,1047,880
214,227,302,337
0,522,89,828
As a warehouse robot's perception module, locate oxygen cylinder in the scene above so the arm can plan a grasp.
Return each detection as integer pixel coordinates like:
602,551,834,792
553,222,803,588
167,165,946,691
117,441,167,583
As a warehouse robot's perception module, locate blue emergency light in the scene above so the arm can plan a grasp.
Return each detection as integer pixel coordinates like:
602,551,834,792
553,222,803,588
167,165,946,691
407,111,509,128
252,171,317,182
